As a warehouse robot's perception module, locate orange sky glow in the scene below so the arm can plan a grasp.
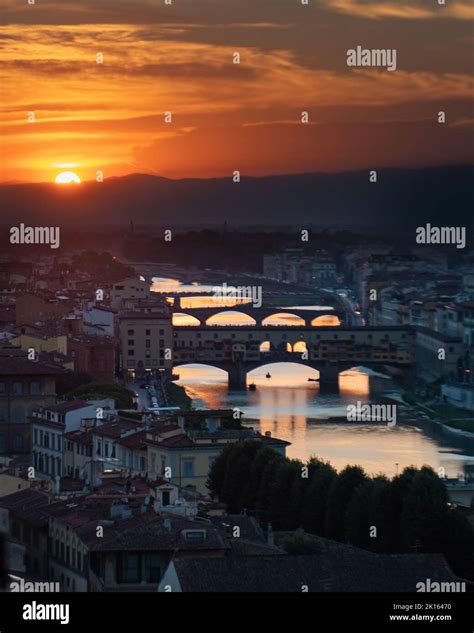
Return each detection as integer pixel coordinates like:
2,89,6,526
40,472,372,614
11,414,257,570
1,0,472,183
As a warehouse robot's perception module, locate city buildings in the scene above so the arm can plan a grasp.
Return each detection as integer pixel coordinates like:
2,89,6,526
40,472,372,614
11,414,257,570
263,249,338,287
118,298,173,376
0,349,64,455
31,400,116,480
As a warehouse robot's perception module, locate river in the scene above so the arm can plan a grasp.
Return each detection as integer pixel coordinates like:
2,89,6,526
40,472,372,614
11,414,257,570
152,276,474,478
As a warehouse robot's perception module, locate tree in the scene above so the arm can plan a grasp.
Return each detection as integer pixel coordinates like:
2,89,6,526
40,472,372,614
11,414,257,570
346,476,390,550
281,529,323,555
267,460,303,531
256,453,284,526
65,381,135,409
346,479,374,549
220,440,262,512
435,508,474,582
400,466,450,552
300,459,337,536
206,442,236,499
383,466,418,552
238,444,276,513
56,371,95,397
325,465,367,541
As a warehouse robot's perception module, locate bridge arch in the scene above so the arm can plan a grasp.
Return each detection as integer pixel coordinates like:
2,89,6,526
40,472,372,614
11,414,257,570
172,312,201,326
248,361,320,385
292,341,308,354
205,310,257,326
311,314,341,326
259,341,274,353
262,312,306,327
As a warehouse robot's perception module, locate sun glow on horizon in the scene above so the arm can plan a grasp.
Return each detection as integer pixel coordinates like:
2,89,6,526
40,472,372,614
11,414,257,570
55,171,81,184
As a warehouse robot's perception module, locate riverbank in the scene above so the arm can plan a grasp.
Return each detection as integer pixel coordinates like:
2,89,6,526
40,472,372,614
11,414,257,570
167,381,192,410
401,392,474,435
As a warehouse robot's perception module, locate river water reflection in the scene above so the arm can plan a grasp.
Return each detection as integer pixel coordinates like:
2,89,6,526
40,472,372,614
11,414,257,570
176,364,473,479
152,277,474,478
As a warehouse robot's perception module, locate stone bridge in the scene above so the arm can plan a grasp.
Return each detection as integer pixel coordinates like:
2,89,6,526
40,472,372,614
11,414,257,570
172,325,415,390
172,305,346,327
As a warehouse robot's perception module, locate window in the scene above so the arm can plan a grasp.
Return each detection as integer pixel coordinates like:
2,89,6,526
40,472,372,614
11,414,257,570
183,459,194,477
34,429,38,445
127,329,134,335
159,329,164,335
118,553,140,584
11,406,24,424
13,435,23,451
144,554,161,583
0,383,5,395
128,340,134,346
13,382,23,395
146,329,151,336
159,339,164,348
146,339,151,348
30,382,41,395
128,349,134,356
184,530,205,541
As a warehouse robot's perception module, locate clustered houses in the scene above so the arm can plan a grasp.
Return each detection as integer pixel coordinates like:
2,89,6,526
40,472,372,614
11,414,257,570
145,413,289,494
31,400,116,481
263,249,339,287
1,479,469,594
33,407,290,495
0,255,142,386
0,256,174,462
0,476,276,592
343,247,474,406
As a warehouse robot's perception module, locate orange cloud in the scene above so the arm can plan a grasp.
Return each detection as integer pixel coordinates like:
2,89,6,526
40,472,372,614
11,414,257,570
326,0,473,20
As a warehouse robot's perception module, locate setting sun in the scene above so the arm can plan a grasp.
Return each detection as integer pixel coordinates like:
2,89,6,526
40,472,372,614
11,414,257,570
55,171,81,184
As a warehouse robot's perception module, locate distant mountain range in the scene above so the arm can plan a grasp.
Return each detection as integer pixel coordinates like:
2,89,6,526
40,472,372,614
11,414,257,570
1,165,472,232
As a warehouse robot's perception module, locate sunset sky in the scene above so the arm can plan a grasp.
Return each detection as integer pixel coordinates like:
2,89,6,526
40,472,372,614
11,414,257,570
1,0,472,183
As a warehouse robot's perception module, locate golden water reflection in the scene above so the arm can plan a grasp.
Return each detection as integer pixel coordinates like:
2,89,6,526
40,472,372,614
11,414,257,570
176,363,470,477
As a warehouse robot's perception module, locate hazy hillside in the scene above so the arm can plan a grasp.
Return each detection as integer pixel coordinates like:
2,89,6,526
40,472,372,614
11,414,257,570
1,166,472,232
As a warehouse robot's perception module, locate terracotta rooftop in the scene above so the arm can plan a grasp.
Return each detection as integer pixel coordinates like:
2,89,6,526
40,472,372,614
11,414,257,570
171,549,468,593
0,349,65,376
0,489,51,528
92,419,145,439
42,400,91,414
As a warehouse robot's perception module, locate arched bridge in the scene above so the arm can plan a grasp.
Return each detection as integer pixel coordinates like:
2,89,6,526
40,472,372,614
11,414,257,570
172,306,345,327
173,325,416,390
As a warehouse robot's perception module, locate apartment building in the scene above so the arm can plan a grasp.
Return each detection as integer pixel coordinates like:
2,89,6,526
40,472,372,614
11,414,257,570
0,349,64,455
118,299,173,376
